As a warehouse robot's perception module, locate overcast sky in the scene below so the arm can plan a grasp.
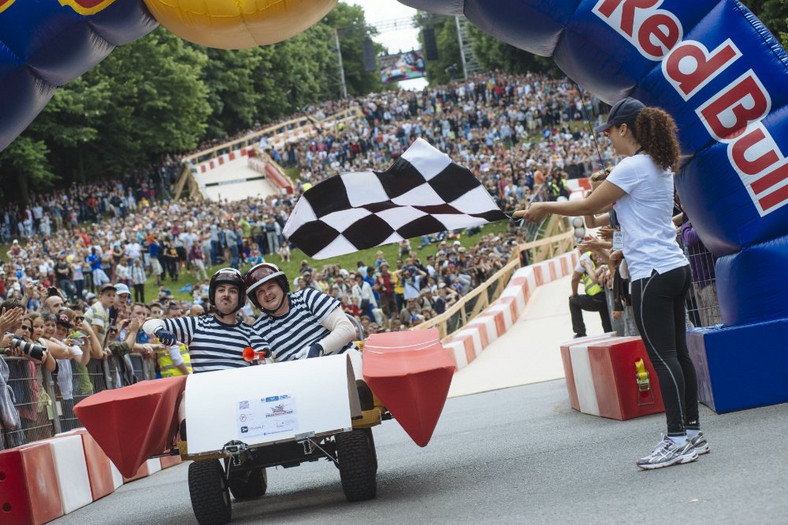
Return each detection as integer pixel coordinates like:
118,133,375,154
343,0,420,53
342,0,428,89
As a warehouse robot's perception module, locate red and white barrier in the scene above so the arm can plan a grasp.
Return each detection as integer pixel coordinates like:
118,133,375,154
57,428,121,500
123,457,162,483
160,455,183,469
0,442,64,525
195,147,252,174
0,425,186,524
566,177,591,192
444,251,579,370
559,335,665,420
47,434,93,514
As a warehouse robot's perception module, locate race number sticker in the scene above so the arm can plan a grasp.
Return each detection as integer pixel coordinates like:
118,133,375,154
236,395,298,439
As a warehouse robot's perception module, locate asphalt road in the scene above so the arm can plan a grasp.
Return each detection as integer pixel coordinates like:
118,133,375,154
53,379,788,525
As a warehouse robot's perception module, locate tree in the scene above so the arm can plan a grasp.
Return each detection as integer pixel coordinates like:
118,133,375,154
742,0,788,37
24,76,112,185
322,2,384,97
414,13,461,85
0,136,53,204
468,26,556,76
81,27,211,171
200,48,265,140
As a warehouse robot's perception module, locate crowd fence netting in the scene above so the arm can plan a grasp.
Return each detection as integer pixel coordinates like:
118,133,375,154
682,244,722,329
0,352,163,449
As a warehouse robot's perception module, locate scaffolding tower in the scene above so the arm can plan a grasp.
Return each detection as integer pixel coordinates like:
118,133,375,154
455,16,482,79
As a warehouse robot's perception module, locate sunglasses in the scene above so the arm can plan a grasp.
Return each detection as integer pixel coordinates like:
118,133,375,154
20,326,32,332
74,317,85,323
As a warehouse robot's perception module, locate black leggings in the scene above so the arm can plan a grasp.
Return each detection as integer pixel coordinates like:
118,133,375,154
631,265,699,436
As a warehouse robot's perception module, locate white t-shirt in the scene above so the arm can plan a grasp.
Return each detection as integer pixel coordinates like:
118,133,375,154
606,154,688,281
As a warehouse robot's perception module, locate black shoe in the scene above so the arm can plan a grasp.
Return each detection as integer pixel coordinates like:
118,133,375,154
574,333,586,339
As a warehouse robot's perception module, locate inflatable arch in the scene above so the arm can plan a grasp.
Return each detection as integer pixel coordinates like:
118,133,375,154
397,0,788,328
1,0,787,331
0,0,335,153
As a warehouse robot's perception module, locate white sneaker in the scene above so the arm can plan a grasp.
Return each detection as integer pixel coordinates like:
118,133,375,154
688,431,710,455
636,435,698,470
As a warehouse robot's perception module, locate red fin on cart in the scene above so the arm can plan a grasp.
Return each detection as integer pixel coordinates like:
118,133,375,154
362,328,454,447
74,376,187,478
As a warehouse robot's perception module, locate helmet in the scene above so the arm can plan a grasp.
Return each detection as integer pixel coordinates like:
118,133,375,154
244,263,289,309
209,268,245,313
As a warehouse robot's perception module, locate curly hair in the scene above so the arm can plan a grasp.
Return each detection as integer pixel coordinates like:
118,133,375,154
631,107,680,172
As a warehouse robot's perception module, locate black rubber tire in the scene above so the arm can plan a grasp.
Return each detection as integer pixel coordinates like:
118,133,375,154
336,429,377,502
366,429,378,473
188,459,232,525
228,467,268,500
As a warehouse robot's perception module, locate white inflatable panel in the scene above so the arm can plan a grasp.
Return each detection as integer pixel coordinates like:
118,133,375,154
185,354,359,454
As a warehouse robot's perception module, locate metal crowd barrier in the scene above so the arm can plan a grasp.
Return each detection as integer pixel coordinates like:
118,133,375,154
683,245,722,328
1,353,158,451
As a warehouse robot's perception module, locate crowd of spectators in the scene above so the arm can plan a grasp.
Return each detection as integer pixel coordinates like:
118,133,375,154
286,72,611,209
0,71,613,449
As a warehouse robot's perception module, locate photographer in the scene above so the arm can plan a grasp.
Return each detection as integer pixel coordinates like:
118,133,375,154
2,306,52,443
1,301,47,363
48,309,92,431
399,262,426,303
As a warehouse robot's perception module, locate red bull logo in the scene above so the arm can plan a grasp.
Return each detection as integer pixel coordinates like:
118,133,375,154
58,0,117,16
594,0,788,216
0,0,17,14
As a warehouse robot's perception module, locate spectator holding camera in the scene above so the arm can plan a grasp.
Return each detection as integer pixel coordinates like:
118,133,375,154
400,262,426,302
49,309,92,430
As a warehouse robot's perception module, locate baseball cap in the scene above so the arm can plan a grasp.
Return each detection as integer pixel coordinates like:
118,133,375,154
100,283,117,294
114,283,131,296
594,97,646,133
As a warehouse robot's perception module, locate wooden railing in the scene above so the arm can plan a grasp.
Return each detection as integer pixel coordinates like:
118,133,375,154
413,219,575,340
180,106,364,166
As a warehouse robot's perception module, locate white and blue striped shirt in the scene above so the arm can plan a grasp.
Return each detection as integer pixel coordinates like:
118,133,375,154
162,315,268,373
252,288,350,361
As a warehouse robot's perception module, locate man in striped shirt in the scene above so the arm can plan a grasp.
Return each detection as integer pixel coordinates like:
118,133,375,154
142,268,268,372
243,263,358,363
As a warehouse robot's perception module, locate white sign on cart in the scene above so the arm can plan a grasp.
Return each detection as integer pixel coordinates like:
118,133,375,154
185,354,361,454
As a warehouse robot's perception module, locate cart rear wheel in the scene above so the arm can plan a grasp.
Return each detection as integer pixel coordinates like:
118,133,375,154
188,459,232,525
336,429,377,502
228,467,268,500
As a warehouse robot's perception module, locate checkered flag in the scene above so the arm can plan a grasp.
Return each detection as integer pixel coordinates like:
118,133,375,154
284,138,507,259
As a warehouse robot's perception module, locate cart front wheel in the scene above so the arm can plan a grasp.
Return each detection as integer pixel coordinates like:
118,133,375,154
188,459,232,525
336,429,377,502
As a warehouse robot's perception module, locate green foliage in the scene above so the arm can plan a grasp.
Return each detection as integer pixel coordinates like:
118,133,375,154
0,135,53,202
468,26,555,76
323,3,384,97
200,48,265,139
414,13,461,85
742,0,788,36
82,27,211,170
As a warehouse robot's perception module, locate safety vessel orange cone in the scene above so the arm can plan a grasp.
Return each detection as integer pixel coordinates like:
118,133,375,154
362,328,454,447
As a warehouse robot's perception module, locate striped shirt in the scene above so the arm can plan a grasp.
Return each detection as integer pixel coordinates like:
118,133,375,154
252,288,349,361
162,315,267,373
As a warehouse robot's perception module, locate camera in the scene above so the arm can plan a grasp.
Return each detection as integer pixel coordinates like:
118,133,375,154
4,334,46,360
68,331,86,346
